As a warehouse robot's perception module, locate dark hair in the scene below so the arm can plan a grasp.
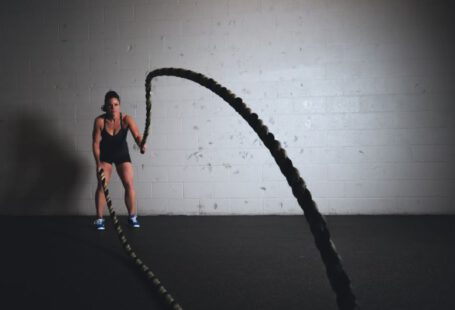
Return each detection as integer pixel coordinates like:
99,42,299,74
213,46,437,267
102,90,121,112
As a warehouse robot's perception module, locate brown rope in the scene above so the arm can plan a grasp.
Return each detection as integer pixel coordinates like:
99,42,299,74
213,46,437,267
141,68,358,310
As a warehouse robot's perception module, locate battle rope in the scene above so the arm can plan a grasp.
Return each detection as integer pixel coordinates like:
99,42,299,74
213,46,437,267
140,68,358,310
97,168,183,310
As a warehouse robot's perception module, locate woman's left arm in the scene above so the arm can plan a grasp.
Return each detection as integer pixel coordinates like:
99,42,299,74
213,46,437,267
126,115,147,153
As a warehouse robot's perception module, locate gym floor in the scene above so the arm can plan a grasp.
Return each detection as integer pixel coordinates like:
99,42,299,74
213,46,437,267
0,215,453,310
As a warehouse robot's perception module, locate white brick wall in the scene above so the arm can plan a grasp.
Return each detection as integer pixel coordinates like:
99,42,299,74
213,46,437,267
0,0,454,215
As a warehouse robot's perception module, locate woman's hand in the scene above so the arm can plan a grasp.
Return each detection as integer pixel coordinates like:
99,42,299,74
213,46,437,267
140,143,147,154
95,164,103,184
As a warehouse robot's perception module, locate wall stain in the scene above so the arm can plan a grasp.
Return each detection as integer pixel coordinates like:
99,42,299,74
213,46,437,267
202,163,212,172
187,150,203,162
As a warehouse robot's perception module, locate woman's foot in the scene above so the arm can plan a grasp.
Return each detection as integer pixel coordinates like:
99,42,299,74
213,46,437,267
94,218,106,231
128,214,140,228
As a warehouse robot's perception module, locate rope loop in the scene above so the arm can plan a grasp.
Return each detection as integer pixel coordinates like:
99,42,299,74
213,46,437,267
140,68,358,310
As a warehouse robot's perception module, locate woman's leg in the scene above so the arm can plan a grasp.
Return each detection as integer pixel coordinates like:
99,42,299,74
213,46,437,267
95,162,113,218
116,162,137,216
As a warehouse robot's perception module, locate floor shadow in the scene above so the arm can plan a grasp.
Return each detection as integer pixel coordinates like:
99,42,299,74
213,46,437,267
0,216,166,309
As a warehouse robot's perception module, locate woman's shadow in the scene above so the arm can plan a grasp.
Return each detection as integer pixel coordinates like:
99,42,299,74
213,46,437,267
0,110,85,214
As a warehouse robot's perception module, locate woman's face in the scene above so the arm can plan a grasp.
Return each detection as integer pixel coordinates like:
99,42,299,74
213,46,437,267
107,98,121,115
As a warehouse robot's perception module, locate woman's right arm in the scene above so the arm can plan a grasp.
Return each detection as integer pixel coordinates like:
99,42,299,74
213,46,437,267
92,117,102,169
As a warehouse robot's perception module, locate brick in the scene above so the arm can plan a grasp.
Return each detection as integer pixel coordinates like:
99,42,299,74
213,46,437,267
411,145,455,162
229,198,264,214
227,0,261,16
148,149,211,166
328,163,385,181
151,182,183,199
136,166,168,182
199,198,231,215
169,165,225,182
208,148,271,165
382,163,455,180
168,198,200,215
308,181,345,198
134,182,152,199
325,96,360,113
263,198,301,215
89,20,118,40
104,5,134,23
212,182,264,198
75,135,92,152
184,182,214,198
288,147,339,164
396,197,454,214
151,118,182,134
137,198,169,215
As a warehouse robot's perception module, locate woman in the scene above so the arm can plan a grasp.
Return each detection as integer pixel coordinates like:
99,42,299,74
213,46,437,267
92,90,146,230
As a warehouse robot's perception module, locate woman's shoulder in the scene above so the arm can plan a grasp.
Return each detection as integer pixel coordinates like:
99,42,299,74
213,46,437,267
122,114,134,123
94,114,106,124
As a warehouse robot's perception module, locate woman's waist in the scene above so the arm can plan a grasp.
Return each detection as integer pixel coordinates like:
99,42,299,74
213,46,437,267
100,140,129,150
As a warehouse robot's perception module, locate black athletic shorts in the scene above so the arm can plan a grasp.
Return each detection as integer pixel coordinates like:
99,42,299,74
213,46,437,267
100,151,131,165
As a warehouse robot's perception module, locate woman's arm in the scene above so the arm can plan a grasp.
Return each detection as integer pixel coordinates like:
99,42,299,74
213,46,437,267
92,117,103,168
125,115,147,153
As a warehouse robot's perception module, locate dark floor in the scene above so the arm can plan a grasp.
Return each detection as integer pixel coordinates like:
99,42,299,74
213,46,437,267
0,215,453,310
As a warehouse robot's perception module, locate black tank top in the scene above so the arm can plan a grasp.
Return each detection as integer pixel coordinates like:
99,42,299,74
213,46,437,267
100,113,130,160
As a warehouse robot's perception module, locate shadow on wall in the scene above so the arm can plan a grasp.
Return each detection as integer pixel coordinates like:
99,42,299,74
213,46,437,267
0,109,86,215
415,1,455,73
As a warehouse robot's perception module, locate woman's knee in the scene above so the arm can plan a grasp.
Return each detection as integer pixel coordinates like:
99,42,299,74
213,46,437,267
124,181,135,192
